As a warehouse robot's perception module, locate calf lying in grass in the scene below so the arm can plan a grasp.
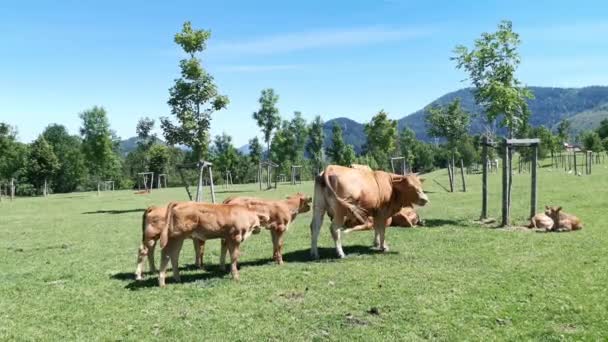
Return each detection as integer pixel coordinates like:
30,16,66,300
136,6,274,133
134,205,204,280
545,205,583,232
527,212,554,230
158,202,269,286
222,193,312,265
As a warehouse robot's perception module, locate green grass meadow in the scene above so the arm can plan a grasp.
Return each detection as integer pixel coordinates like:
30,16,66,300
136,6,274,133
1,162,607,340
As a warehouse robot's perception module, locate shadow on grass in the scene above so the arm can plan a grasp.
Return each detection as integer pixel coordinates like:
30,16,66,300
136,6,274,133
113,245,392,290
214,190,251,194
82,208,145,215
422,218,469,228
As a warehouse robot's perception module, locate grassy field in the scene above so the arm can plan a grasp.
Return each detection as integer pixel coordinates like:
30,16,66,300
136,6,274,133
1,162,607,340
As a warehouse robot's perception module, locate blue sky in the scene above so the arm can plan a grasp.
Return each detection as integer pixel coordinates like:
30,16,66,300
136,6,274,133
1,0,607,147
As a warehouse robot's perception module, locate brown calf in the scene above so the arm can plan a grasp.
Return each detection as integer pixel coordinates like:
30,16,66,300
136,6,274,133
134,205,204,280
545,206,583,232
223,193,312,265
527,212,554,230
158,202,269,286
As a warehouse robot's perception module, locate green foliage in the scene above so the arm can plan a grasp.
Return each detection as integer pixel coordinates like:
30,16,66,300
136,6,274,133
602,138,608,152
364,110,397,169
148,145,170,176
253,88,281,152
290,111,308,161
213,133,239,179
413,142,436,172
42,124,87,193
26,136,59,192
136,117,156,150
306,115,325,174
399,127,418,170
579,131,603,152
596,118,608,139
79,106,121,182
162,21,229,160
326,123,355,166
425,99,471,149
0,123,28,180
557,119,571,143
248,137,263,166
453,20,533,137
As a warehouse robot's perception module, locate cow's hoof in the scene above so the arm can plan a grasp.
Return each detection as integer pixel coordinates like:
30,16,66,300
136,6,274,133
135,274,143,281
337,252,346,259
310,252,320,260
381,245,390,252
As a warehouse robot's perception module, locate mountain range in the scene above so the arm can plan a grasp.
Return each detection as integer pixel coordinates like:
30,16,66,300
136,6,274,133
120,86,608,155
323,86,608,153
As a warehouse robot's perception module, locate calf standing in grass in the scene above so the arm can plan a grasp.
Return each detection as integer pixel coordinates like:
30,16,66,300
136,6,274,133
223,193,312,265
158,202,269,286
134,205,204,280
545,206,583,232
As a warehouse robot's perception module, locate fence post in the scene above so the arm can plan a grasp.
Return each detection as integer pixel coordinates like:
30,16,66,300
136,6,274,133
460,159,466,192
530,144,538,219
502,141,510,227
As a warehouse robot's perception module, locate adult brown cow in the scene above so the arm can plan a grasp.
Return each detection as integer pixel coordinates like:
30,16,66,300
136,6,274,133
310,165,428,259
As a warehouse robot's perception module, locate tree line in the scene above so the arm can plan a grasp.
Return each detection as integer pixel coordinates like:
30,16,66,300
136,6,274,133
2,21,607,196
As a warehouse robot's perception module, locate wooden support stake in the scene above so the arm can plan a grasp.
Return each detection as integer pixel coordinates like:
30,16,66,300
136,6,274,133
502,143,510,227
481,137,488,219
574,152,578,175
530,145,538,219
208,166,216,203
460,159,466,192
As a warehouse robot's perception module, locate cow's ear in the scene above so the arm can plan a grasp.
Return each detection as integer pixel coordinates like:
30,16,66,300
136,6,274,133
557,206,562,211
391,175,405,183
419,177,426,183
545,205,550,210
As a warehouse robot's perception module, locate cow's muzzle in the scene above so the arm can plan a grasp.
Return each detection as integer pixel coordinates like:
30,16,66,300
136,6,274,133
417,193,429,206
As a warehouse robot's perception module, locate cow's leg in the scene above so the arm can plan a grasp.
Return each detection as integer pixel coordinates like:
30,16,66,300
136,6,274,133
329,213,346,258
342,220,373,234
372,218,389,252
271,228,285,265
227,240,241,280
219,239,228,271
193,239,205,269
158,237,185,287
135,243,148,280
310,185,327,260
147,240,157,273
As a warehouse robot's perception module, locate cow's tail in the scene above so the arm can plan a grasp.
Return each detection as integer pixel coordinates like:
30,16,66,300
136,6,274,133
139,207,153,254
528,218,536,229
323,167,367,223
160,202,179,248
222,196,235,204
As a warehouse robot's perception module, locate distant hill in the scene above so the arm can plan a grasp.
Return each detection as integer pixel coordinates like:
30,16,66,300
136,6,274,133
321,86,608,148
118,136,165,155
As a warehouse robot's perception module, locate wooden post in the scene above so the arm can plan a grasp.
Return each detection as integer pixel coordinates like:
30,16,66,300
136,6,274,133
502,142,510,227
530,145,538,219
573,152,578,175
460,159,466,192
481,136,488,219
11,178,15,200
208,166,216,203
447,159,454,193
258,164,262,191
97,182,100,196
196,164,204,202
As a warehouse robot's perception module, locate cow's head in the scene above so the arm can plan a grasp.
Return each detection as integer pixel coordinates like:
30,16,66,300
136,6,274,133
287,192,312,213
392,174,428,207
545,205,562,223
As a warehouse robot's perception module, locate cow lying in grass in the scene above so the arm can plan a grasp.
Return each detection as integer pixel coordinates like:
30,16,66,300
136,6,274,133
310,165,428,259
158,202,269,286
223,193,312,265
545,206,583,232
527,211,554,230
134,205,204,280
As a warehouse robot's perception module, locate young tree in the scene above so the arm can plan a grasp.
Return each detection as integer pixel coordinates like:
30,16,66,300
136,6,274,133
306,116,325,174
425,99,470,191
148,145,170,181
253,88,281,154
364,110,397,170
579,131,603,152
136,117,156,150
248,137,263,165
161,21,229,161
326,123,356,166
453,20,533,138
557,119,571,145
26,136,59,195
213,133,239,181
79,106,121,183
290,111,308,161
596,118,608,139
399,127,418,171
0,123,28,183
42,124,87,193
